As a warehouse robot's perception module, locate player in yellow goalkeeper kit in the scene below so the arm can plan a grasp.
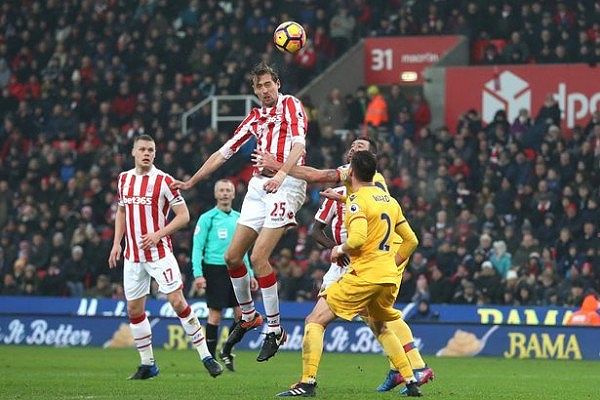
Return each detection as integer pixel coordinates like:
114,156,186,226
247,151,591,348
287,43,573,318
276,151,422,397
258,138,434,391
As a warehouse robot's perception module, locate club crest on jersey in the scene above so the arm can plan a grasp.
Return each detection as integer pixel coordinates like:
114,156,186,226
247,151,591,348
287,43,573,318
349,203,360,213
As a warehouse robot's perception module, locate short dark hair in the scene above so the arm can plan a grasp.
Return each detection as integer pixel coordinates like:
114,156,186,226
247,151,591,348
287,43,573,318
353,137,378,156
251,62,279,85
366,137,378,156
351,150,377,182
133,134,154,143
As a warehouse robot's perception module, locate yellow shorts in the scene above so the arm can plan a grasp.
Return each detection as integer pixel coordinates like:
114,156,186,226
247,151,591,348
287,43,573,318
324,272,401,322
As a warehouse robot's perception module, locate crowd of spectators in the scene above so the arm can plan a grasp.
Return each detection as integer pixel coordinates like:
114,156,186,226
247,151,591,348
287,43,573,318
0,1,599,309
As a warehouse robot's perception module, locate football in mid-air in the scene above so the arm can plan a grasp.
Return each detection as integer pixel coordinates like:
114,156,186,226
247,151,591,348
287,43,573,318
273,21,306,54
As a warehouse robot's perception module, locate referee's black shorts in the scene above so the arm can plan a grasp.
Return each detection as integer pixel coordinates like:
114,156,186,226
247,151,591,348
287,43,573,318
203,263,238,310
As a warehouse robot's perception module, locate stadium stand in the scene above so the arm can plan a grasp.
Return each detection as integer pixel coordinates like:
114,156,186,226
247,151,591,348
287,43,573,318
0,1,598,307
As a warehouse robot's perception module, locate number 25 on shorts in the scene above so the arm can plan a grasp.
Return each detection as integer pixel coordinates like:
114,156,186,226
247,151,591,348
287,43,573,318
270,202,286,217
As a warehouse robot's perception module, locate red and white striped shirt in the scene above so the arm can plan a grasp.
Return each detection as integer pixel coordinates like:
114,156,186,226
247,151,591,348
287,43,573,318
117,166,185,262
315,186,347,245
219,94,307,164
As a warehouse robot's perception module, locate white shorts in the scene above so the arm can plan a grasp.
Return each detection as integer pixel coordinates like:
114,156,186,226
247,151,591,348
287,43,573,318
238,175,307,232
124,252,183,301
319,263,349,296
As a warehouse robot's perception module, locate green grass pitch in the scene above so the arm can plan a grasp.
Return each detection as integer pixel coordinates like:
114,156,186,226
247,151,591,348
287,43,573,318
0,346,596,399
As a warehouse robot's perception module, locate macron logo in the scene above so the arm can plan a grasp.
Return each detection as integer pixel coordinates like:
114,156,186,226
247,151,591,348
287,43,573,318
482,71,531,125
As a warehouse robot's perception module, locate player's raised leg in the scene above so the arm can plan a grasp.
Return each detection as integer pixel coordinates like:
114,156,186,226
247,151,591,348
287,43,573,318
252,226,288,361
222,224,261,353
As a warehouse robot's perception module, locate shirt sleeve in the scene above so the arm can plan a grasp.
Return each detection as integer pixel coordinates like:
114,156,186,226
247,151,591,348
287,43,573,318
315,198,336,224
191,213,210,278
117,173,125,207
285,96,307,147
218,109,257,159
162,175,186,206
345,195,368,249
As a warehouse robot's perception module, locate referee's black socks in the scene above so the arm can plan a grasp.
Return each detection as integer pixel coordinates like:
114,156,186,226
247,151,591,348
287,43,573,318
206,323,219,357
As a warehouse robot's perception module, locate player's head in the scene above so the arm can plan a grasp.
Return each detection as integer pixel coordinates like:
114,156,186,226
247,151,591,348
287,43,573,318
251,62,280,108
346,137,378,163
214,179,235,206
132,135,155,169
350,150,377,183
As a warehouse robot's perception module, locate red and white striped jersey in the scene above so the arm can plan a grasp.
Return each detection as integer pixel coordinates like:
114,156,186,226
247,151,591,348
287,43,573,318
314,186,347,245
219,94,307,164
117,166,185,262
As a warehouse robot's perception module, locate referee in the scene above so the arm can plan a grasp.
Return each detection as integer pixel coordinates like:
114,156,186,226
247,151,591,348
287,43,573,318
192,179,257,371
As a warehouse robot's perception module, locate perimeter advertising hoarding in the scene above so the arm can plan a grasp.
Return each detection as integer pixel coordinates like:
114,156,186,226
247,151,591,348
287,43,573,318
445,64,600,130
1,315,597,360
0,296,574,326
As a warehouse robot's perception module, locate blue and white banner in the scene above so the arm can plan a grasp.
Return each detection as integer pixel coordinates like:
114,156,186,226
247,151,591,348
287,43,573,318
0,296,576,326
0,315,598,360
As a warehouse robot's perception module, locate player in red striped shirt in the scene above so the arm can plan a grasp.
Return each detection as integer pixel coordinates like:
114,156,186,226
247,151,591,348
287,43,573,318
108,135,223,380
171,63,307,363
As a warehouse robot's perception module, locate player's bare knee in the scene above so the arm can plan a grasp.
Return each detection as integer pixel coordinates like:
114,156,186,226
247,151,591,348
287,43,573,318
168,293,187,314
224,251,243,268
250,253,271,275
249,252,265,268
127,302,144,318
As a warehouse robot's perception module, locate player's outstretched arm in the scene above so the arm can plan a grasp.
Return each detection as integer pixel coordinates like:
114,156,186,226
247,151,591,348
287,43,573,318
253,150,340,184
171,151,227,190
108,206,126,268
141,203,190,250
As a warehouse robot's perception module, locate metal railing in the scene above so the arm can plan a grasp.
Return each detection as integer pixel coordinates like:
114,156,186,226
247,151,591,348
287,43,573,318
181,95,260,135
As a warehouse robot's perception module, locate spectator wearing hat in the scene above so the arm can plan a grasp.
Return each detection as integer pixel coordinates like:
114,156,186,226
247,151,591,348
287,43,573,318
475,261,502,303
364,85,388,128
490,240,512,278
526,252,542,276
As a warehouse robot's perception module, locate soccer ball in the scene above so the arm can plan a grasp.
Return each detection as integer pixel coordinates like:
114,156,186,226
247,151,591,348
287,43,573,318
273,21,306,54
